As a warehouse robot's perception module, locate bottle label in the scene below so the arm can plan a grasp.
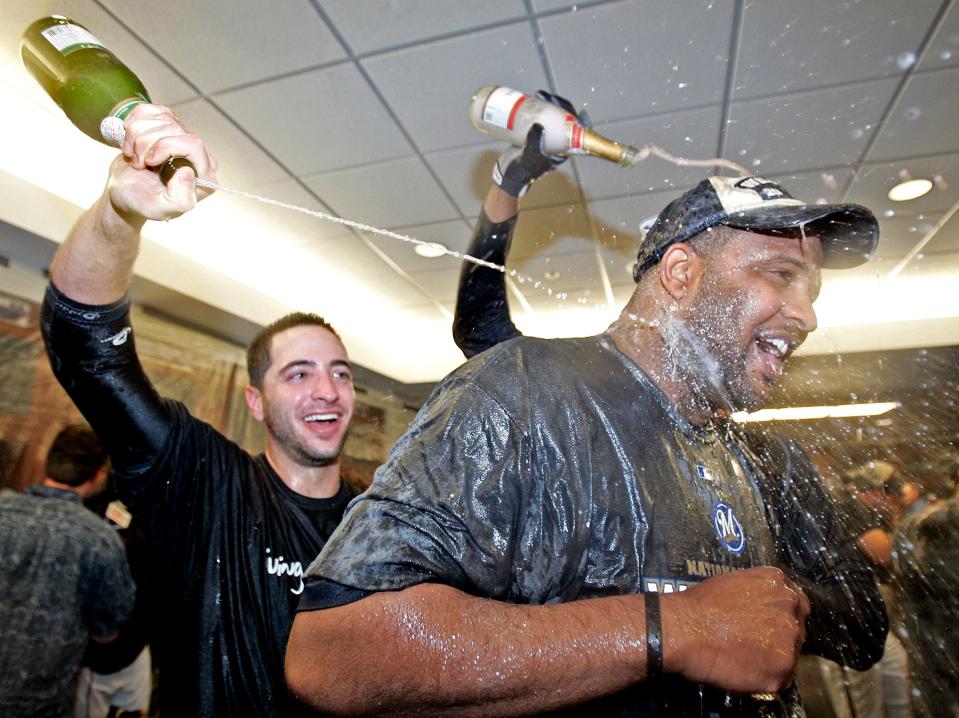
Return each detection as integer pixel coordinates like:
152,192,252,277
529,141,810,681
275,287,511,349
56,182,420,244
41,23,106,56
569,122,584,152
481,87,528,130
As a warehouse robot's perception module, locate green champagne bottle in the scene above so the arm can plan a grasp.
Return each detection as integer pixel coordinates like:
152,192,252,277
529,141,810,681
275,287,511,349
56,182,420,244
20,15,192,183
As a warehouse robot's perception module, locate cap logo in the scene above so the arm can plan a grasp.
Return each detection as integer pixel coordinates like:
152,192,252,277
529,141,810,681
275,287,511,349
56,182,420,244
733,176,791,202
710,175,803,215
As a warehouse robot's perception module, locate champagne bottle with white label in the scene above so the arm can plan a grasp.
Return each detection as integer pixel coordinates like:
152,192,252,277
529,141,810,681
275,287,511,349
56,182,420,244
469,85,641,167
20,15,192,183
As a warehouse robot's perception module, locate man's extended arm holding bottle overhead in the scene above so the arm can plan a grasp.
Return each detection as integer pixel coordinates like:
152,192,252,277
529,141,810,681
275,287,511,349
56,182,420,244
42,105,216,474
452,122,565,358
49,105,216,305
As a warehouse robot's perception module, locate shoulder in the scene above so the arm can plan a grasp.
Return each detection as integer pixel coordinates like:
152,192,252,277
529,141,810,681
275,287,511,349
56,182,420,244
445,334,613,392
144,399,257,468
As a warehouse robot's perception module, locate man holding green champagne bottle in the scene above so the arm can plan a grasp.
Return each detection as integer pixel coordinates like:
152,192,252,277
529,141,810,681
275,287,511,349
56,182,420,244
41,104,359,718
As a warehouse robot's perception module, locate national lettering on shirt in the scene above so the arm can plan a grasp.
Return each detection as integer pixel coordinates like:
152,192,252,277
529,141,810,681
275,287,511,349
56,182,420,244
264,547,305,595
642,560,740,593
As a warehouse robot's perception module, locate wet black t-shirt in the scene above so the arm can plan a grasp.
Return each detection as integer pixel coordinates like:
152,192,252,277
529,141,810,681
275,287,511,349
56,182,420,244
302,334,885,716
41,284,359,718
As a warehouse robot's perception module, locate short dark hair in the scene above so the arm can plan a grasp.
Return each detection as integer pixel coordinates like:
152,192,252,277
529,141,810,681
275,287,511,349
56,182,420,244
246,313,341,389
44,425,108,487
687,224,740,260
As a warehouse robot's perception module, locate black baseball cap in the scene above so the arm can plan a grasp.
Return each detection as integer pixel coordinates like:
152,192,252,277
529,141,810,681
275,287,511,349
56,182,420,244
633,176,879,281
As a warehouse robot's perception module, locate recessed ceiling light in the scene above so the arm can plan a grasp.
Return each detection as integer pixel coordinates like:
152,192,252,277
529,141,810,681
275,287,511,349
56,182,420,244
544,270,560,281
413,242,448,258
887,178,933,202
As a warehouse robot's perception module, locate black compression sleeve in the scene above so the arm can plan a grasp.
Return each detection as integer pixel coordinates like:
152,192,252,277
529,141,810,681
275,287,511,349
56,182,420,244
41,283,173,475
452,209,523,358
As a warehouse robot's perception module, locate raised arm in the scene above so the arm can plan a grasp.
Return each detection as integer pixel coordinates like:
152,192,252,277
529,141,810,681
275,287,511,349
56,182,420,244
286,568,809,717
41,104,218,472
452,116,570,358
49,103,217,303
451,187,521,358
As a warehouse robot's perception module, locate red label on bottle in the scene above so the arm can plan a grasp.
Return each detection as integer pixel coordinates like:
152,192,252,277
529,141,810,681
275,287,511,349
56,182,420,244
507,96,527,131
570,122,584,151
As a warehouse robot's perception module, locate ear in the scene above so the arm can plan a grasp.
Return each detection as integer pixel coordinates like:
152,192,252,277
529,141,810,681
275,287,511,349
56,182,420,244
245,385,265,422
657,242,704,300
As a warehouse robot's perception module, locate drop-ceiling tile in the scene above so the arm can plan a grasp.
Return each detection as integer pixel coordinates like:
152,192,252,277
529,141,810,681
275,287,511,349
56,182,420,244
216,64,414,175
531,0,579,11
173,99,288,191
510,250,602,292
240,178,356,241
301,234,436,310
736,0,939,100
595,240,641,287
363,220,475,275
873,213,955,261
725,78,899,174
426,143,581,216
540,0,734,121
5,0,196,104
406,267,463,304
866,68,959,162
321,0,527,55
521,285,609,314
100,0,346,93
575,105,725,200
847,153,959,217
303,157,460,229
361,23,549,153
505,202,597,261
588,189,690,249
917,1,959,72
766,168,854,204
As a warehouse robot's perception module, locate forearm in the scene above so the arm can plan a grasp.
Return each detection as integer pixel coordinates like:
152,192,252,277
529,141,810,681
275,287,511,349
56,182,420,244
50,191,145,305
453,195,523,358
483,185,519,223
287,583,654,717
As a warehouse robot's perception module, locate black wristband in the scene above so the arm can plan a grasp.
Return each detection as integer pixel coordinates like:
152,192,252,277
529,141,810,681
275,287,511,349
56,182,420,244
645,591,663,677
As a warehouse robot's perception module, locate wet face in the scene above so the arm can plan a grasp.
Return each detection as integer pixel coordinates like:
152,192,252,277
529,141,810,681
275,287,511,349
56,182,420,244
248,325,355,467
679,227,822,411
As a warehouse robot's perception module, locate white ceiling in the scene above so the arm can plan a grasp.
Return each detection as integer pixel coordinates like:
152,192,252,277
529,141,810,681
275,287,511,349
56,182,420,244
0,0,958,384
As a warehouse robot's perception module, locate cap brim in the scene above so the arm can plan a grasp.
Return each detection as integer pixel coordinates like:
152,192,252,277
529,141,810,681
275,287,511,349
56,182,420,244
724,203,879,269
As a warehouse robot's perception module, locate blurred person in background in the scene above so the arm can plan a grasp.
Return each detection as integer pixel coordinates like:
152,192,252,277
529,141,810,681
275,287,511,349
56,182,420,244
0,426,134,718
893,496,959,716
75,476,154,718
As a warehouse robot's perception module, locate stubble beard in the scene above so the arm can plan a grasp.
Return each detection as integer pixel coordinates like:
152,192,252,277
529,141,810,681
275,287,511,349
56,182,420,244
660,281,763,414
263,403,348,468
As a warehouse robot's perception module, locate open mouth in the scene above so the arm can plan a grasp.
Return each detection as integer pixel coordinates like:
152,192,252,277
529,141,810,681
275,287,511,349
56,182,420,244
753,335,795,384
302,412,342,437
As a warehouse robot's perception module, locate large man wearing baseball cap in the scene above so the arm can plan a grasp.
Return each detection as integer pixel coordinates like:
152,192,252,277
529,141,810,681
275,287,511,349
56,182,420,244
286,125,888,715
